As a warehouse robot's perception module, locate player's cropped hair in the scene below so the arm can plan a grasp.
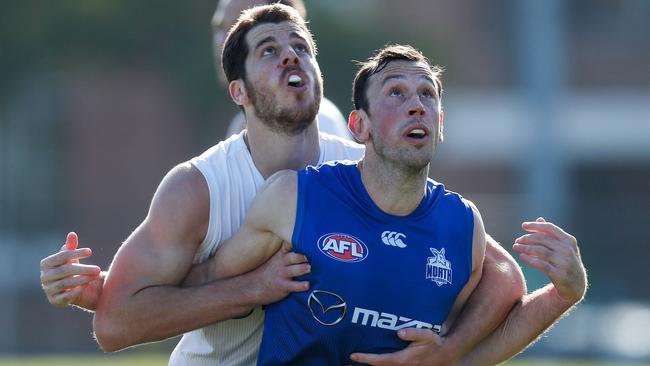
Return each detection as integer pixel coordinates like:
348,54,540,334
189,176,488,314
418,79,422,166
352,44,443,115
273,0,307,19
222,4,316,84
212,0,306,34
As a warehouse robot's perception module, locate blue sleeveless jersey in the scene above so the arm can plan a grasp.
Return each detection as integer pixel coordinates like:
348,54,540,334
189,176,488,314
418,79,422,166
257,161,474,365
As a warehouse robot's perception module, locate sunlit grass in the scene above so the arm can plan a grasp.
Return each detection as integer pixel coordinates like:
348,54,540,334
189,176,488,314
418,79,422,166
0,355,648,366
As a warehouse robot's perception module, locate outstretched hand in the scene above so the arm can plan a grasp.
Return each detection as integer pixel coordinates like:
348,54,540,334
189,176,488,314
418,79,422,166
40,232,104,311
513,217,587,305
350,328,459,366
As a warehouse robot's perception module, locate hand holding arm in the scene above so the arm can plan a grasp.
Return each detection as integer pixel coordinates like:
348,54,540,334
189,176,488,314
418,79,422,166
93,164,253,352
93,166,304,352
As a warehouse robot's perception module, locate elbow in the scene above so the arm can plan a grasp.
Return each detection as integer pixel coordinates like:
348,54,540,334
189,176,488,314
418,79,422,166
93,310,130,352
485,236,527,299
499,257,526,300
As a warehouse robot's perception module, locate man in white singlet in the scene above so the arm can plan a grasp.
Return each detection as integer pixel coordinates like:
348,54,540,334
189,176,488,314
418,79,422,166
39,4,586,366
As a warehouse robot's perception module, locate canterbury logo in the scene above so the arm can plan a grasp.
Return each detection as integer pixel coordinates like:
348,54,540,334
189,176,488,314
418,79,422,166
381,231,407,248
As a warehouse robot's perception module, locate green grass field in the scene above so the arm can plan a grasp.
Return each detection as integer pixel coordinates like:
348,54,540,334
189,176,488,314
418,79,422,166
0,355,648,366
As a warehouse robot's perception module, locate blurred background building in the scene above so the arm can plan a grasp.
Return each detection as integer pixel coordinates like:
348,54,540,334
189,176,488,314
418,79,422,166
1,0,649,362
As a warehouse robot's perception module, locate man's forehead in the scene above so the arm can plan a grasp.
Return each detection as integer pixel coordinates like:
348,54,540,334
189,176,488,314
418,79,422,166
246,21,309,47
372,60,435,86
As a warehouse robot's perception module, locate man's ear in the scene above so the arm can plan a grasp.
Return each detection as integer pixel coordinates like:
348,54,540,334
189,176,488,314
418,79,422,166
349,110,371,142
437,110,444,143
229,80,249,106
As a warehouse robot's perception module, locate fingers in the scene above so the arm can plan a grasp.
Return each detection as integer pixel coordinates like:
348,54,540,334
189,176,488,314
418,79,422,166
516,224,587,305
40,248,93,270
513,233,564,276
517,252,557,275
43,274,100,298
396,328,439,343
279,261,310,293
514,222,578,264
514,232,557,250
521,218,570,240
282,279,310,293
283,251,308,266
49,286,84,307
350,352,390,365
41,262,101,285
284,262,311,278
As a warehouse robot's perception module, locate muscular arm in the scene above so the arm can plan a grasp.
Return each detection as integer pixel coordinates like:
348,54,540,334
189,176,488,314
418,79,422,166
439,236,527,360
94,164,264,351
458,218,587,365
207,170,298,281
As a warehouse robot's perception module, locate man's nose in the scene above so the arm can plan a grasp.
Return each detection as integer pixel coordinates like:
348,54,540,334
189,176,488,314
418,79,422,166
407,96,426,116
280,47,300,67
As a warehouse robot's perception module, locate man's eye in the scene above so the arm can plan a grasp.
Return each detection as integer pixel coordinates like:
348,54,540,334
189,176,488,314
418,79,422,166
421,90,433,98
294,44,308,53
262,47,276,56
389,89,402,97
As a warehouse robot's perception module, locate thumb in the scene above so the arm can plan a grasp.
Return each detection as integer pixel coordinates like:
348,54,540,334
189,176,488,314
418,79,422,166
536,217,546,223
65,232,79,264
397,328,438,343
65,232,78,250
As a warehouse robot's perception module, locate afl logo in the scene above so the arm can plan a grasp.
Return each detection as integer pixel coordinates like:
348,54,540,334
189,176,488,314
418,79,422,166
317,233,368,263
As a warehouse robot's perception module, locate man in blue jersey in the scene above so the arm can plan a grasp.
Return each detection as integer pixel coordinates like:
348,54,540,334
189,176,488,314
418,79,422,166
201,43,587,364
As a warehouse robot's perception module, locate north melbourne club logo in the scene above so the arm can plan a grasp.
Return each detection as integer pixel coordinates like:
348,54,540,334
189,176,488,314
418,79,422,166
426,248,452,286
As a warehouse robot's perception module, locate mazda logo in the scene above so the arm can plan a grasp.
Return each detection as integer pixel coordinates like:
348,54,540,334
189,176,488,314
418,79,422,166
307,290,347,326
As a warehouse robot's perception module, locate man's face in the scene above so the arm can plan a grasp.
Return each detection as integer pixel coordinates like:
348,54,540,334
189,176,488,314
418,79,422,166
242,21,323,135
363,60,443,169
212,0,264,85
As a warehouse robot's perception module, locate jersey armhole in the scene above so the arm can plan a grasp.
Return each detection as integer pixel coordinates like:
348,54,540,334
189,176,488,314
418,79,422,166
291,170,308,258
188,160,219,263
464,198,475,280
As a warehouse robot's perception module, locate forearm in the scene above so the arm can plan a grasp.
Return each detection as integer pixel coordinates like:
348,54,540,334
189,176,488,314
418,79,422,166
94,272,260,352
442,240,526,357
458,284,578,366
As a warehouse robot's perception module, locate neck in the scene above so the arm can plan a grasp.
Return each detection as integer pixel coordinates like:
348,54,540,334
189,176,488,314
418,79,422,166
245,115,321,179
358,155,429,216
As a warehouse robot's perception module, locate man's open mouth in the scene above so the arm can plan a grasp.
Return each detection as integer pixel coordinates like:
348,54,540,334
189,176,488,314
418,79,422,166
288,74,305,88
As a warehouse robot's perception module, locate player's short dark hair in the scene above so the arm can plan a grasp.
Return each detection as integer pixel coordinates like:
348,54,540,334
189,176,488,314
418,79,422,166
222,4,316,83
270,0,306,19
352,44,443,114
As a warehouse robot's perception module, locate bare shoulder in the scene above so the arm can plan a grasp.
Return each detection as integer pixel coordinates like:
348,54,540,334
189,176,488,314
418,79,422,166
147,162,209,245
151,162,208,213
260,169,298,198
247,169,298,238
465,199,487,268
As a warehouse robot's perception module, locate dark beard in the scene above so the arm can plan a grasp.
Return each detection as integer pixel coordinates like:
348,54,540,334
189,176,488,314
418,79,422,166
247,80,322,136
370,133,432,172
